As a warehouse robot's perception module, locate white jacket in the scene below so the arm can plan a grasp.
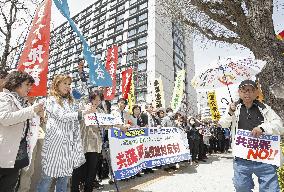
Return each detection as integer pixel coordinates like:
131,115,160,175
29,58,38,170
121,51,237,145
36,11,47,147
219,101,284,143
0,89,35,168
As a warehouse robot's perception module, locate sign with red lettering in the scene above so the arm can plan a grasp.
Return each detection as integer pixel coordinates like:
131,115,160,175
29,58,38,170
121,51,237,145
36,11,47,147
17,0,51,96
109,127,191,180
233,129,280,166
103,45,118,100
121,68,133,99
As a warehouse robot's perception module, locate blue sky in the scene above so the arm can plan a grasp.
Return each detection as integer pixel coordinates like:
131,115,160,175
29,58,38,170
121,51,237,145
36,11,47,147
50,0,284,74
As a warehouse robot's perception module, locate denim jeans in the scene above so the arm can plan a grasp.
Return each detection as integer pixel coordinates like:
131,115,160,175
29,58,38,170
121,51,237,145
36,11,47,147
233,157,280,192
37,173,68,192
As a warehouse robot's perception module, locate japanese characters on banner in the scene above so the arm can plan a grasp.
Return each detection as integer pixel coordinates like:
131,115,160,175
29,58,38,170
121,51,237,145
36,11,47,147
154,76,165,108
233,129,281,166
53,0,112,87
207,91,221,121
128,76,135,114
84,113,123,126
104,45,118,100
17,0,51,96
109,127,191,180
121,68,133,99
171,70,185,113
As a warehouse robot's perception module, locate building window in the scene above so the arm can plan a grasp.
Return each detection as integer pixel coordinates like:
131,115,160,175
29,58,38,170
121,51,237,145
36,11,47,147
128,40,135,48
139,2,147,10
130,0,136,5
128,29,136,37
138,61,146,71
138,49,146,58
98,24,105,31
138,24,147,33
116,35,123,42
116,23,124,31
138,12,147,21
117,4,125,12
129,7,137,15
109,18,115,25
129,17,136,26
109,9,116,16
107,38,114,45
117,13,124,21
138,36,147,45
98,33,104,39
108,27,115,34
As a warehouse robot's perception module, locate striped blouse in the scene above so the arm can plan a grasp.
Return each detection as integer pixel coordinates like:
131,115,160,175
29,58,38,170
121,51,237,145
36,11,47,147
41,96,85,177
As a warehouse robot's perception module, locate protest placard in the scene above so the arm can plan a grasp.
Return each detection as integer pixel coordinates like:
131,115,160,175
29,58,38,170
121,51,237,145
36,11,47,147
84,113,123,126
233,129,280,166
109,127,191,180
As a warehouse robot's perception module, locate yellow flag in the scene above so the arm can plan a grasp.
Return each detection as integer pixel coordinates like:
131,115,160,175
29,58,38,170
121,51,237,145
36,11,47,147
207,91,221,121
128,77,135,114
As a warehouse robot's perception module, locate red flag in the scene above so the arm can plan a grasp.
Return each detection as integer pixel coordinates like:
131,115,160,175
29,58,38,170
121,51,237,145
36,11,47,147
17,0,51,96
277,30,284,40
103,45,118,100
121,68,133,99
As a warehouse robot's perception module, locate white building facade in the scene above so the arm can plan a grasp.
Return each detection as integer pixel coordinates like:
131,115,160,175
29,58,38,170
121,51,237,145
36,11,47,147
48,0,197,115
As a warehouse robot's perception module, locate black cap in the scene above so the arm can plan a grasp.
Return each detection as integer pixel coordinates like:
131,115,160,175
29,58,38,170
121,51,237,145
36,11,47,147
239,80,257,89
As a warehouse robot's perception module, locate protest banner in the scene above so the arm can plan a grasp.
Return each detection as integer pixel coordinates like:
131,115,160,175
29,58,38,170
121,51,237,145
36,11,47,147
104,45,118,100
84,113,123,126
17,0,51,96
233,129,281,166
109,127,191,180
171,70,185,113
207,91,221,121
121,68,133,99
154,76,165,108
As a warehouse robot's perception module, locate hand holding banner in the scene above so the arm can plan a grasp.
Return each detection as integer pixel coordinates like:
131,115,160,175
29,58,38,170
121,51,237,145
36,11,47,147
233,129,281,166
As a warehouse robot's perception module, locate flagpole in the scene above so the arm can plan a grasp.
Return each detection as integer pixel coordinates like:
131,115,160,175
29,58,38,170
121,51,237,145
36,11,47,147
218,56,233,103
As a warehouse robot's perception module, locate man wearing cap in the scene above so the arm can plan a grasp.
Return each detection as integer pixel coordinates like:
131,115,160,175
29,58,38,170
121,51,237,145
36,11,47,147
220,79,284,192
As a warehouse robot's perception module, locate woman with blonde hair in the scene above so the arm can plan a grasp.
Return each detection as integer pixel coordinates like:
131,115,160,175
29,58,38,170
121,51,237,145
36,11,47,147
37,74,95,192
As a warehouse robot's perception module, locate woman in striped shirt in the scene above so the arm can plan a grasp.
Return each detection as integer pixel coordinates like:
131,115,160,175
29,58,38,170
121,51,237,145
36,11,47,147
37,74,95,192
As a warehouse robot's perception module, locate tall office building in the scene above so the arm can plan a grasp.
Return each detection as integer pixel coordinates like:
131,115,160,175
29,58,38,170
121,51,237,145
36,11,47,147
48,0,197,114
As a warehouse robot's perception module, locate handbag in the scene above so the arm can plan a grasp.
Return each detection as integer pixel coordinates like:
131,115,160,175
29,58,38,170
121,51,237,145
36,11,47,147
14,120,30,170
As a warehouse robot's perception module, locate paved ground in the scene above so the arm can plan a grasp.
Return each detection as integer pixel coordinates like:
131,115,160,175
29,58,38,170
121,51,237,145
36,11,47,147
101,153,259,192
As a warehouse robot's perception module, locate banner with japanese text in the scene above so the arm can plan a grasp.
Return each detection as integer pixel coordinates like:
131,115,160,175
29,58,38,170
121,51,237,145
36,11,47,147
233,129,281,166
109,127,191,180
84,113,123,126
128,76,135,114
104,45,118,100
171,70,185,113
17,0,51,96
154,76,165,108
53,0,112,87
27,116,41,164
207,91,221,121
121,68,133,99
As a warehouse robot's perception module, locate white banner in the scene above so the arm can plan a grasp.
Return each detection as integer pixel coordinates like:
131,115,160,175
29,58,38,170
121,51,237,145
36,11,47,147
84,113,123,126
109,127,191,180
27,116,40,163
233,129,281,166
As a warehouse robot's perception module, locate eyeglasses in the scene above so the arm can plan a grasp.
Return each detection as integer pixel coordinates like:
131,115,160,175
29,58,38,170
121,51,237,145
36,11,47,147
240,88,256,94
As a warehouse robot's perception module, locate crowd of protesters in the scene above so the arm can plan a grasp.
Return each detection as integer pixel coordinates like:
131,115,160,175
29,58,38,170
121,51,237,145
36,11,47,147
0,68,232,192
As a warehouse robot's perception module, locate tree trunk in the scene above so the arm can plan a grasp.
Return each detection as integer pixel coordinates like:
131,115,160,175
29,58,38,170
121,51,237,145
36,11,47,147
256,49,284,120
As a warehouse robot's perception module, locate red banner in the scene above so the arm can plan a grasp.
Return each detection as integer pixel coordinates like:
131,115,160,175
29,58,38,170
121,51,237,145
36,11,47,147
103,45,118,100
17,0,51,96
121,68,133,100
